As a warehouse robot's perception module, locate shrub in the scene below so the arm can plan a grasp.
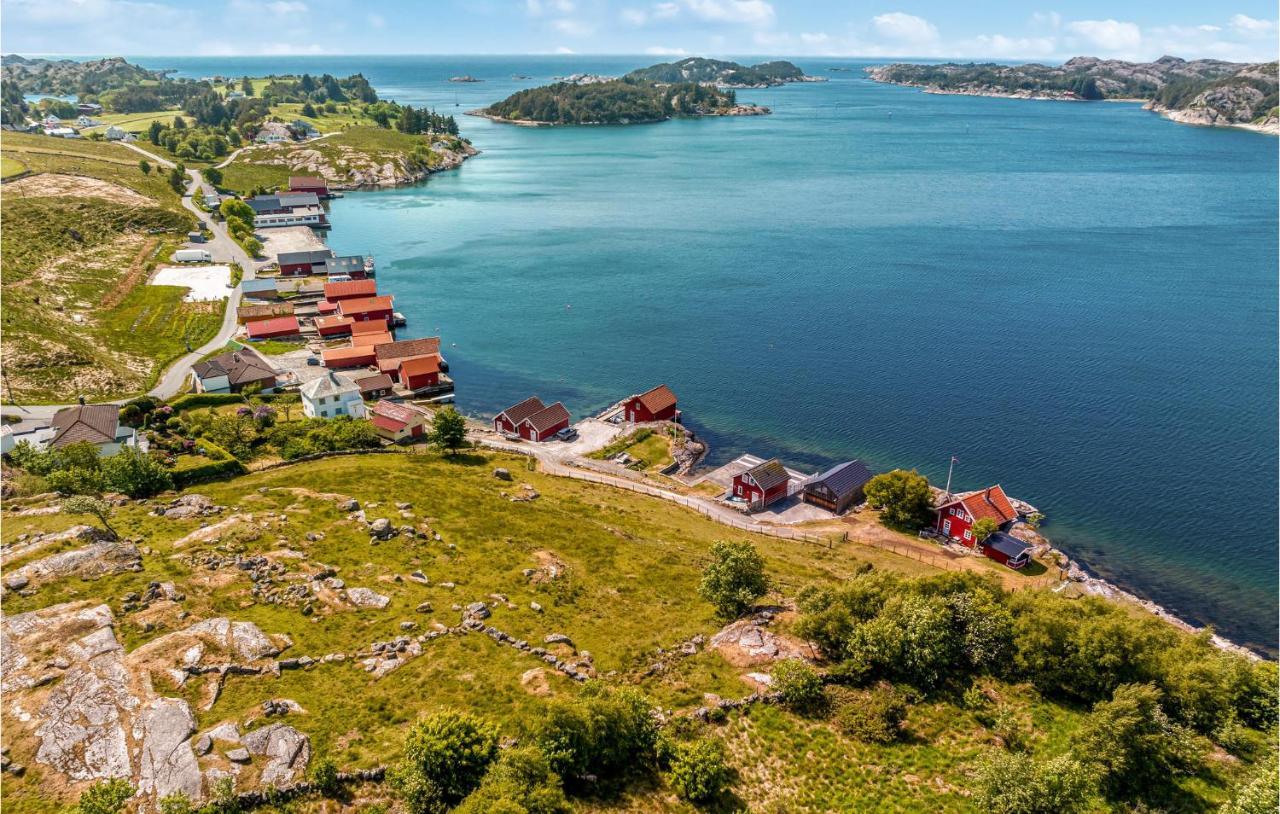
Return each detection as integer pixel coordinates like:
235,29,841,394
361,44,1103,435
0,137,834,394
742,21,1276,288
391,711,499,813
1222,763,1280,814
528,684,659,784
100,446,173,497
698,540,768,619
46,466,103,496
772,659,825,714
973,752,1095,814
667,738,731,803
169,392,246,412
454,746,569,814
1072,683,1199,801
158,792,194,814
309,757,340,797
62,495,117,538
832,684,906,743
77,779,134,814
863,469,934,530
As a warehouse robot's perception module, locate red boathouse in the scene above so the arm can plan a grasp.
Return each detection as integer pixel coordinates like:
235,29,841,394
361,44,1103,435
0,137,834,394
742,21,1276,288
623,384,679,423
731,458,791,509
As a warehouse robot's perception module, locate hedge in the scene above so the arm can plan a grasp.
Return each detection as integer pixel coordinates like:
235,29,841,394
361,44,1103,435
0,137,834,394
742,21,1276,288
170,439,246,487
169,393,247,412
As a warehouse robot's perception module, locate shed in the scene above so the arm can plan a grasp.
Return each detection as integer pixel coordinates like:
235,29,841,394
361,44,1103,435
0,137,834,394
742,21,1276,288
982,532,1032,569
355,373,395,400
241,278,279,300
324,278,377,302
314,315,355,337
277,248,334,277
321,346,377,369
245,316,302,340
289,175,330,197
801,460,874,515
371,399,430,443
516,402,571,442
398,355,442,390
336,295,394,325
494,396,546,435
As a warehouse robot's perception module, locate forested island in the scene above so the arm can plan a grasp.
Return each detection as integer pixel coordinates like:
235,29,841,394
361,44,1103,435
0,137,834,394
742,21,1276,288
868,55,1278,133
624,57,821,88
475,78,767,125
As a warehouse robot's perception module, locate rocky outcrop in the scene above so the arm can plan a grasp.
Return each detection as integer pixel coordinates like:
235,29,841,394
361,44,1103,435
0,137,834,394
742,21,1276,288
1146,81,1279,132
133,698,201,800
241,723,311,786
345,587,390,609
6,540,142,589
709,608,814,666
235,136,478,190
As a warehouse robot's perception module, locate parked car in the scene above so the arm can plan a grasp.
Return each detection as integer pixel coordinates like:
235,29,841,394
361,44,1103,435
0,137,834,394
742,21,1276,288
554,427,578,442
306,356,320,366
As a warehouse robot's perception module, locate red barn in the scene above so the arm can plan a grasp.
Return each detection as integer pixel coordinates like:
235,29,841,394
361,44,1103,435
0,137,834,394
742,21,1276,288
516,402,570,441
935,485,1018,546
289,175,330,197
371,400,429,443
337,295,394,325
314,315,354,337
277,249,334,277
245,316,302,340
494,396,546,435
323,278,377,302
731,458,790,509
398,354,441,390
981,532,1032,569
623,384,679,423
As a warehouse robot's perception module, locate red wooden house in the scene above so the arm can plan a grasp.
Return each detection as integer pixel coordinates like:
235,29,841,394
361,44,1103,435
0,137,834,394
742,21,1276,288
371,400,429,443
289,175,330,198
935,485,1018,546
323,279,378,302
516,402,570,441
731,458,791,509
623,384,679,423
337,295,394,325
398,354,441,390
981,532,1032,569
245,315,302,340
494,396,546,435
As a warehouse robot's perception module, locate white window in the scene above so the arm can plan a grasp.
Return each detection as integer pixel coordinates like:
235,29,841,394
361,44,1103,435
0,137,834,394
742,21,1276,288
963,529,972,541
736,484,743,496
942,519,951,535
949,507,955,516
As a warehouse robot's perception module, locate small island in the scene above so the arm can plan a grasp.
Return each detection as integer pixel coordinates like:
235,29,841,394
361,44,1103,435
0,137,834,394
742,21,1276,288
625,57,823,88
473,77,767,126
449,75,482,83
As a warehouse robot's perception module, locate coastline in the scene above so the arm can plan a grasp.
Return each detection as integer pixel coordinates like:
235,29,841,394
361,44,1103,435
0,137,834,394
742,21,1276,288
466,105,770,127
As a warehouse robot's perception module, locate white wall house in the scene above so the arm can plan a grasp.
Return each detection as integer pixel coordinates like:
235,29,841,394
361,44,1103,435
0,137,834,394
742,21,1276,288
301,371,367,420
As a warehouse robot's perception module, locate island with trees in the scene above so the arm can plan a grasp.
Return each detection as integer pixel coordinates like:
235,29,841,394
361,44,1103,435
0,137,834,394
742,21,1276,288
476,77,767,125
867,55,1278,133
624,57,823,88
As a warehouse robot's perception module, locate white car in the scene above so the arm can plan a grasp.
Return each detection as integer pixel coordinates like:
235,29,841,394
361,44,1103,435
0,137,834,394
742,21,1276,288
554,427,578,442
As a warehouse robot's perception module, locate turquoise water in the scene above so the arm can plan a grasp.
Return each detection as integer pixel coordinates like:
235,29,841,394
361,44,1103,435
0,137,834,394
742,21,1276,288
147,56,1278,652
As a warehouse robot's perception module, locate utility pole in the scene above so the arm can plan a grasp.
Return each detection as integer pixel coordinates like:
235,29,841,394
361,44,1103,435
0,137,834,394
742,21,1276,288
944,455,958,500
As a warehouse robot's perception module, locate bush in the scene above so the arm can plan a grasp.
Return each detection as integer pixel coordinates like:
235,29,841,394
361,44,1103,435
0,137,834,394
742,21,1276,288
309,757,340,797
667,738,731,803
772,659,825,714
170,439,245,488
454,746,570,814
77,779,134,814
832,684,906,743
169,392,246,412
863,469,934,530
1222,763,1280,814
158,793,194,814
100,446,173,497
528,683,659,785
1072,683,1199,801
698,540,768,619
973,752,1095,814
391,711,499,813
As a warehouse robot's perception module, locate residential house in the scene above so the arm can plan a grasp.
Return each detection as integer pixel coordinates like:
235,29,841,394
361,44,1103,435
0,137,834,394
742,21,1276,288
371,400,430,443
731,458,791,509
336,295,394,326
191,348,278,394
398,354,442,390
800,460,874,515
255,121,291,143
48,405,139,456
356,373,395,400
76,115,94,127
289,120,320,139
277,248,335,277
623,384,679,423
980,532,1032,569
935,485,1018,546
300,371,367,419
494,396,547,436
245,315,302,341
515,402,571,442
373,337,441,378
77,102,103,115
104,125,127,141
323,278,377,302
289,175,330,197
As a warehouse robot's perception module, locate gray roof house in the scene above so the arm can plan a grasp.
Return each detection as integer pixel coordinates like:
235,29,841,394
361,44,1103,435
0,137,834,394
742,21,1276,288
801,460,874,515
191,348,278,394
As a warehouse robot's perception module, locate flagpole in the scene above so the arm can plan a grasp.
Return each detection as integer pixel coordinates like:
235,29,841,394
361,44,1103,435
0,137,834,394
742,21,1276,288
944,455,957,500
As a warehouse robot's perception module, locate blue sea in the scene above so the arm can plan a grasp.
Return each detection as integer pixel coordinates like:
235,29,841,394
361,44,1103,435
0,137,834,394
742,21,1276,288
141,55,1279,653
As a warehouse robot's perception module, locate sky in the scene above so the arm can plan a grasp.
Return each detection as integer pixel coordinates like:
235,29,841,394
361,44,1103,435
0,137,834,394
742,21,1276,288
2,0,1278,63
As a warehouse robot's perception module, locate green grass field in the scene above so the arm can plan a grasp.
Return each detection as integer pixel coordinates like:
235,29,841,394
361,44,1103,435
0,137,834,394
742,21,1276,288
0,132,187,212
1,155,28,178
78,110,185,134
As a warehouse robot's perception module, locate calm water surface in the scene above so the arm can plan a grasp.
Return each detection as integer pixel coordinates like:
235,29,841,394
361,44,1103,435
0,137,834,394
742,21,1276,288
148,56,1279,652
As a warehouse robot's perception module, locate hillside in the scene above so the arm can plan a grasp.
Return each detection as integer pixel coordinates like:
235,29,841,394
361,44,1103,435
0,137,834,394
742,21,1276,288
478,79,767,125
0,451,1273,813
0,132,212,403
867,55,1279,132
624,58,818,88
1,55,168,96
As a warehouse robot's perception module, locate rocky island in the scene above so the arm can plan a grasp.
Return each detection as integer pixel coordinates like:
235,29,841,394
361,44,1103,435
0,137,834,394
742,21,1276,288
474,76,768,125
867,55,1278,133
625,57,824,88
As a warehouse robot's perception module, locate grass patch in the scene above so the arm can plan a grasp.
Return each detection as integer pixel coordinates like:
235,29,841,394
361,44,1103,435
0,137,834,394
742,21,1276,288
2,155,27,178
589,428,675,471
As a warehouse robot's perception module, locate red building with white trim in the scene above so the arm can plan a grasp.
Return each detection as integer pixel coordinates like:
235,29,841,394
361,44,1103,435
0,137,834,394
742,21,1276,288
516,402,570,441
623,384,679,423
731,458,791,509
398,355,441,390
337,295,394,326
935,485,1018,546
494,396,547,435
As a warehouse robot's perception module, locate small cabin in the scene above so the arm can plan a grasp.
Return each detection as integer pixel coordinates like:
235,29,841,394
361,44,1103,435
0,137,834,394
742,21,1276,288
623,384,679,423
494,396,546,435
981,532,1032,569
935,485,1018,546
732,458,790,509
800,460,873,515
516,402,570,442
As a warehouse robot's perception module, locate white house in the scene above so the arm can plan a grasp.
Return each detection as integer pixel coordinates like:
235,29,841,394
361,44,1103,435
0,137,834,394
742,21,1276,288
301,371,367,420
76,115,95,127
105,125,127,141
47,405,140,456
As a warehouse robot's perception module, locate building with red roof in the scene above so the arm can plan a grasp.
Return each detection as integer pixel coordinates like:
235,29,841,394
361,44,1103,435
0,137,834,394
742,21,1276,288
935,485,1019,546
245,316,302,340
321,345,377,369
314,316,355,337
398,354,441,390
371,399,430,443
336,295,394,326
351,330,395,348
494,396,546,436
289,175,330,197
323,279,377,302
515,402,570,442
623,384,679,423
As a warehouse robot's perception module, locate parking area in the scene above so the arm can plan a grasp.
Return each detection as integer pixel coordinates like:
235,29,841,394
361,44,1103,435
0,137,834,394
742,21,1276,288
149,265,233,301
258,226,328,261
558,417,628,456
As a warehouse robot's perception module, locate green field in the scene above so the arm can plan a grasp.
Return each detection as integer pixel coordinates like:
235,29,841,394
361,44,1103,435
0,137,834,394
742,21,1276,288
78,110,185,134
1,155,27,178
0,452,1269,813
0,132,187,212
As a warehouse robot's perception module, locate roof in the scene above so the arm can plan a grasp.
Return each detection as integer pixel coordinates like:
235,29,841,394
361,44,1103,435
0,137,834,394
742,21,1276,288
985,532,1031,560
245,316,301,338
942,485,1018,526
323,255,368,274
277,248,334,266
314,315,355,332
521,402,571,434
355,373,395,393
321,346,376,367
399,354,441,376
632,384,678,414
241,278,277,293
50,404,119,448
803,460,874,500
290,175,328,188
192,348,277,386
351,331,395,347
316,300,339,313
741,458,789,492
336,295,394,316
301,370,360,400
372,399,427,424
351,319,390,336
374,337,440,361
497,396,546,426
324,279,377,300
246,192,321,213
237,302,293,320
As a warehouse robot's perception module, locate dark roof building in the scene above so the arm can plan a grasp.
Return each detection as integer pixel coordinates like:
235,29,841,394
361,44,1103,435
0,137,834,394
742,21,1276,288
191,348,278,393
801,459,874,515
246,192,322,214
518,402,571,441
982,532,1032,569
50,405,123,448
494,396,546,434
276,249,334,268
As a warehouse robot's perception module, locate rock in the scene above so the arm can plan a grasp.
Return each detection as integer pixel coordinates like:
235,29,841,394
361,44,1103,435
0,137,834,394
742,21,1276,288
346,587,391,609
400,621,417,631
395,502,412,510
132,697,201,800
160,494,219,520
340,499,359,511
205,722,241,743
529,601,544,613
3,574,29,590
7,541,142,588
194,735,212,755
225,747,251,763
324,577,345,590
465,602,491,620
182,617,281,661
544,633,573,647
409,571,429,585
415,602,433,614
369,518,395,539
241,723,310,785
494,467,512,481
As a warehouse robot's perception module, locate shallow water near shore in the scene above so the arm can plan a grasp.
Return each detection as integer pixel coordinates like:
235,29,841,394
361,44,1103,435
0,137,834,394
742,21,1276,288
150,55,1279,654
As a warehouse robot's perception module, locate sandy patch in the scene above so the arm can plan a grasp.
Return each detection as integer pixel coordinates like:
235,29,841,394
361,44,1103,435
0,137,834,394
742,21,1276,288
150,265,232,302
257,226,327,262
4,173,153,207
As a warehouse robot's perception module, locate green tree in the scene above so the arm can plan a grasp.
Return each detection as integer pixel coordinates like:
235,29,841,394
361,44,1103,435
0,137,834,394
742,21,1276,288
454,747,570,814
971,517,999,545
771,659,825,714
832,684,907,743
138,158,151,175
698,540,768,619
528,684,659,783
204,166,223,186
973,752,1094,814
219,197,255,223
301,102,317,118
241,76,254,96
864,469,934,530
429,406,468,455
77,778,134,814
1222,763,1280,814
242,236,263,257
847,593,960,688
167,165,185,194
391,711,499,813
100,446,173,498
62,495,117,538
667,738,731,803
309,757,341,797
1072,683,1199,801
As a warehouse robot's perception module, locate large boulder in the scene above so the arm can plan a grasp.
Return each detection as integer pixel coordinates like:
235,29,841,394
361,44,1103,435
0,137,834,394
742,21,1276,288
132,697,201,800
346,587,390,610
241,723,310,786
7,541,142,588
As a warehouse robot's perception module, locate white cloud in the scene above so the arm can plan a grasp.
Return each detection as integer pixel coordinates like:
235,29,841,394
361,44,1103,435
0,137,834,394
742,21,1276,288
965,33,1057,59
1197,24,1221,32
799,31,830,45
551,17,592,36
644,45,687,55
871,12,939,44
554,45,575,53
621,7,647,25
684,0,774,27
266,0,306,14
1229,14,1274,34
1029,11,1061,30
1065,18,1142,52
